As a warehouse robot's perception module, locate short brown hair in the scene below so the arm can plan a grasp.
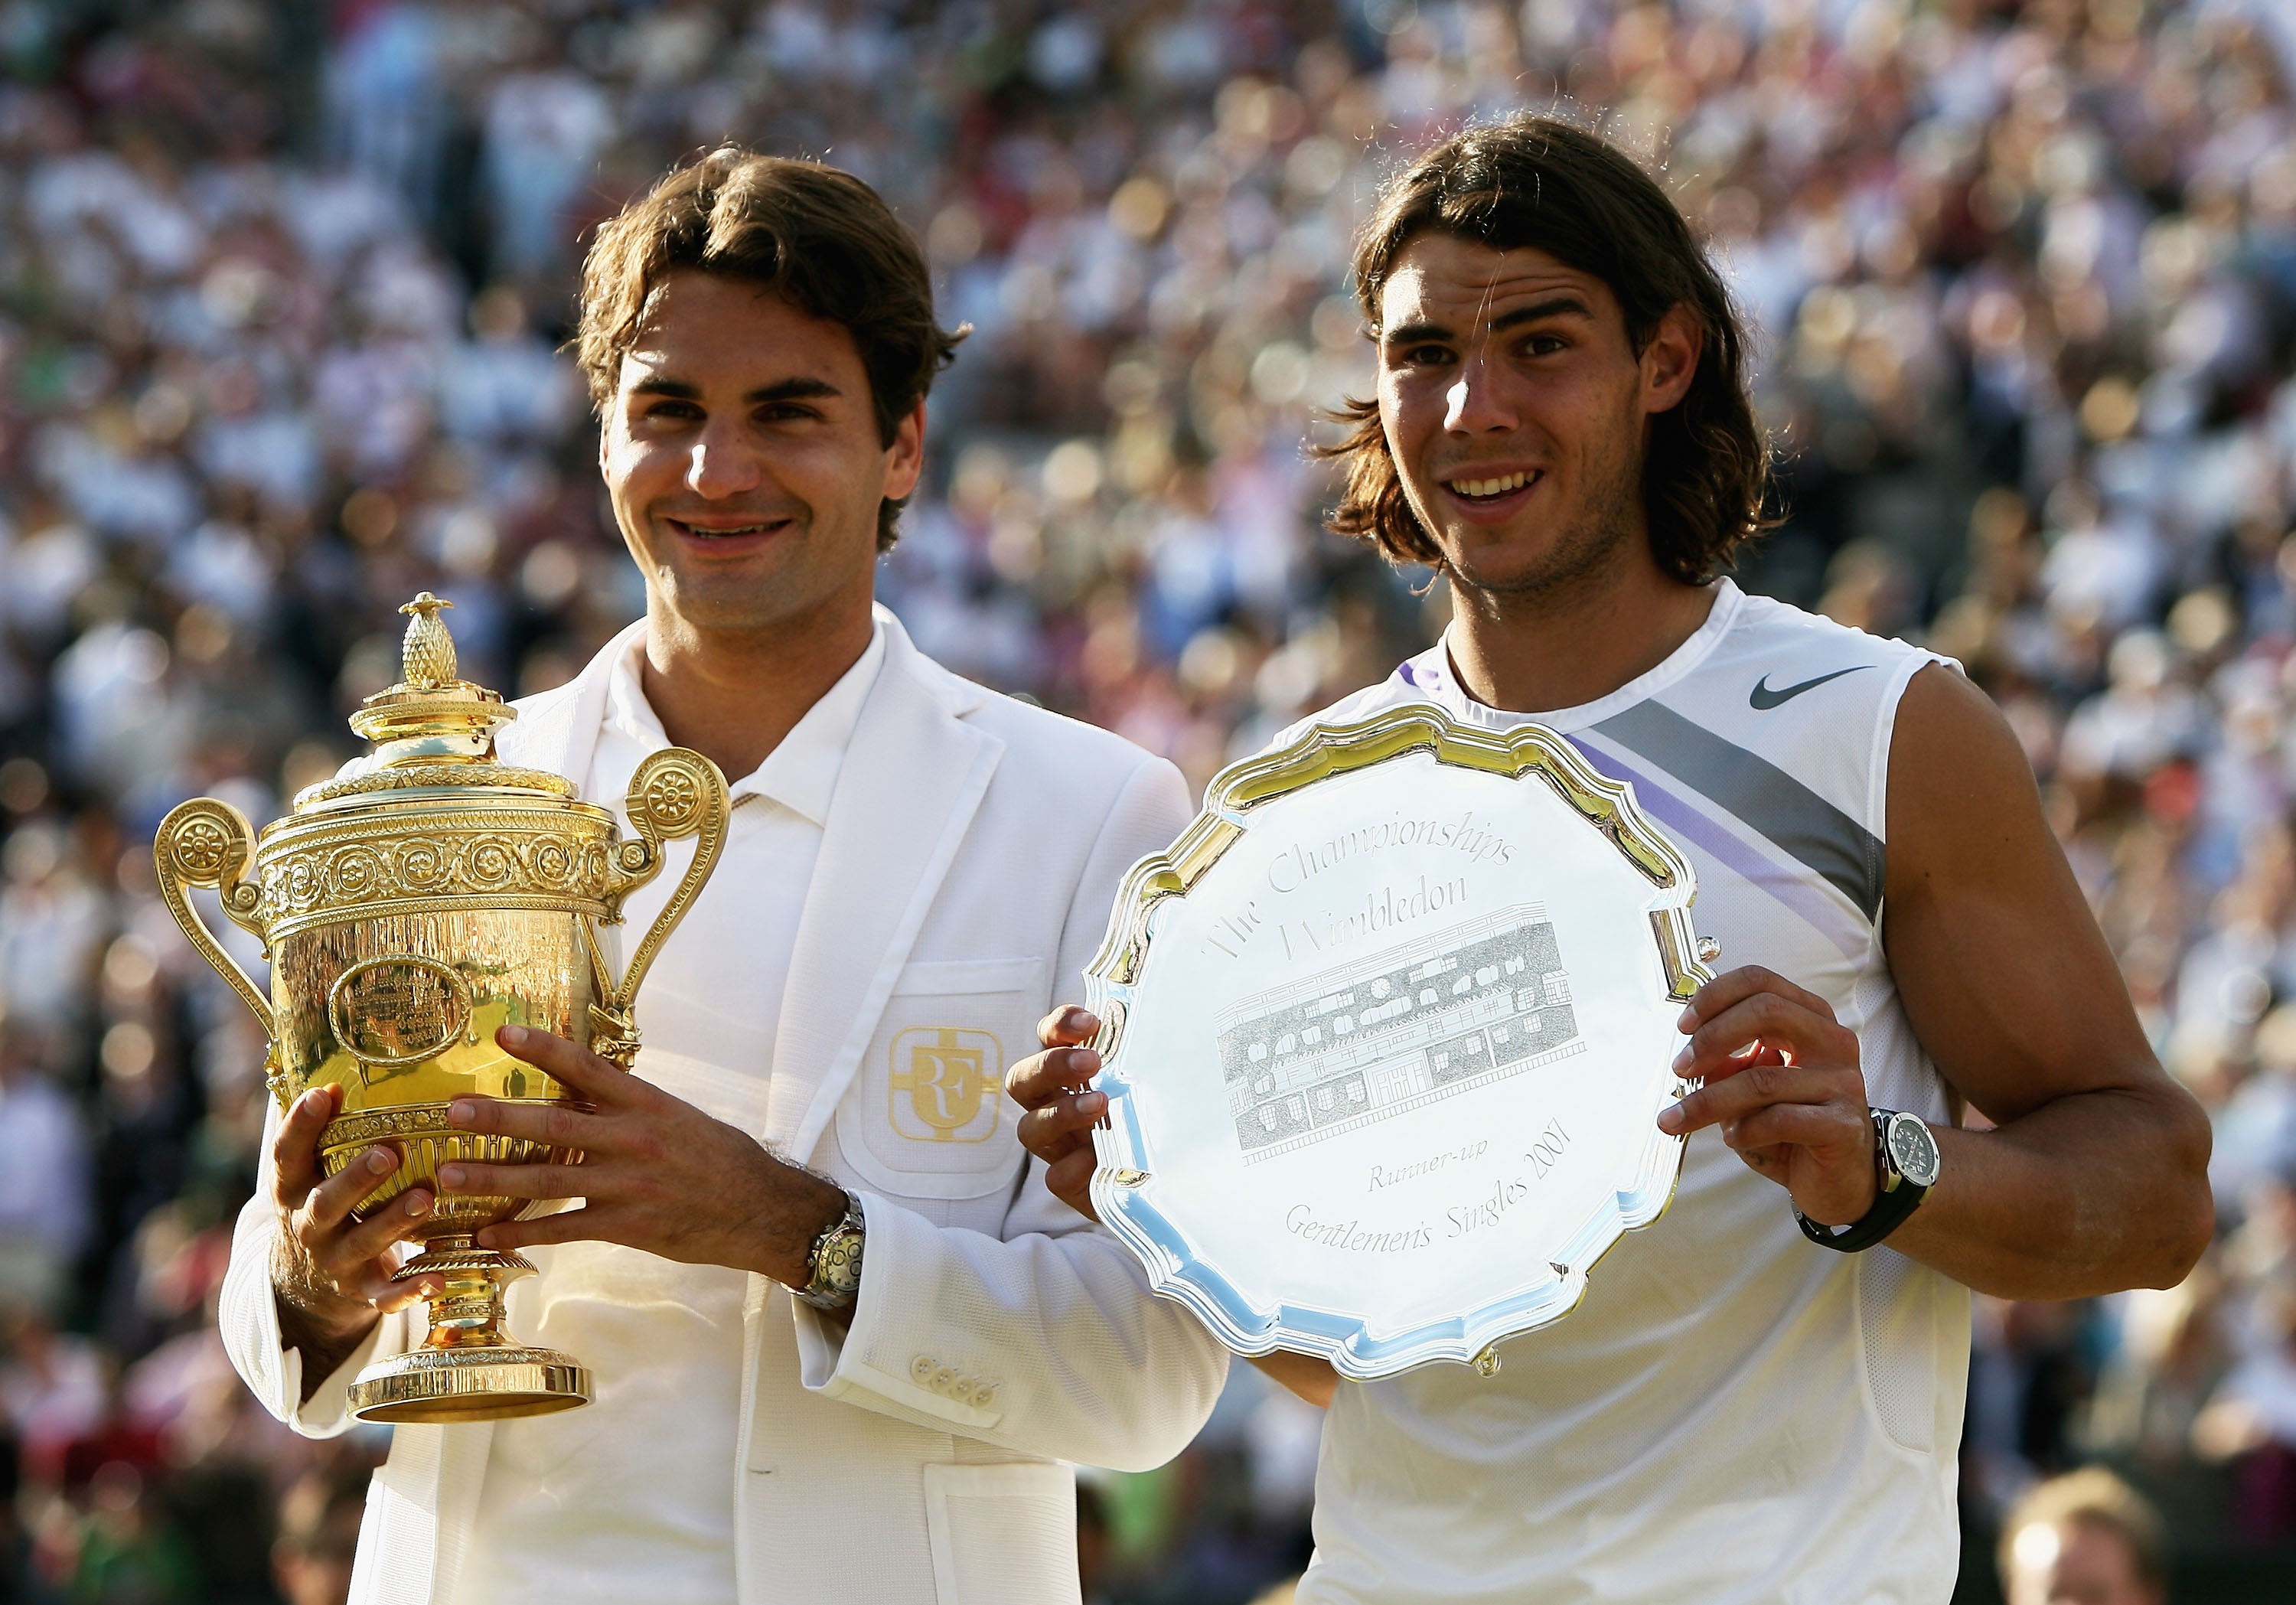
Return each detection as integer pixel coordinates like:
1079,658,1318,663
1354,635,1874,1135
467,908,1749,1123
1999,1467,2169,1594
1321,116,1770,584
576,148,966,550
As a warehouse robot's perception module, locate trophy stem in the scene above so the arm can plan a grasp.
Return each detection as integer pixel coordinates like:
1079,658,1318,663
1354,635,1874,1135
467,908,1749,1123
344,1235,593,1424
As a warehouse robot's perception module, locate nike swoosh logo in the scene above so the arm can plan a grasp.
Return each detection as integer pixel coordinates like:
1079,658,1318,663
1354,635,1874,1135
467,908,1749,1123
1749,665,1873,710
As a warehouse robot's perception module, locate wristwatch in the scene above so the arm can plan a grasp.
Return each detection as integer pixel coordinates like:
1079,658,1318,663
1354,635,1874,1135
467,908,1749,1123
1795,1109,1940,1252
798,1191,866,1311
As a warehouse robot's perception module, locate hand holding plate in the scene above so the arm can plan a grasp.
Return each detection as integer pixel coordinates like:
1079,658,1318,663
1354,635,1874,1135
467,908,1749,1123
1006,1006,1109,1222
1658,965,1877,1225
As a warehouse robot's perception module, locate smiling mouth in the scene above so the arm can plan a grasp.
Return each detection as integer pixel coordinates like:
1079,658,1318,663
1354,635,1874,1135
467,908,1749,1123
666,517,790,540
1442,470,1541,503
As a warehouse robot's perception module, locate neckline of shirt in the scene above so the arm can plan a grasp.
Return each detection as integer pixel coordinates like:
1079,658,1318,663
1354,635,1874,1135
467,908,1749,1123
1405,579,1744,734
599,618,887,827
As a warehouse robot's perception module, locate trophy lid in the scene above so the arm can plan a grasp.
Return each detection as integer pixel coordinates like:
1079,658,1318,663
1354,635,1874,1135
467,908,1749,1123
296,592,576,809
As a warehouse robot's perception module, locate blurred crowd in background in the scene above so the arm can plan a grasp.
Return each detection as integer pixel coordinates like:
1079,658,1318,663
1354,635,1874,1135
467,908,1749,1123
1,0,2294,1600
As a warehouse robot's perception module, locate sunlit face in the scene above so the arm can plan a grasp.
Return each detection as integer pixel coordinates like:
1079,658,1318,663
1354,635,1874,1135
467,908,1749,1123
1375,233,1698,602
2005,1518,2163,1605
599,271,922,636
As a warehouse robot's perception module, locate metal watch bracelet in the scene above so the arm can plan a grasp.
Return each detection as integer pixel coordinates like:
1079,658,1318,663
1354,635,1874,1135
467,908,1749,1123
799,1191,866,1311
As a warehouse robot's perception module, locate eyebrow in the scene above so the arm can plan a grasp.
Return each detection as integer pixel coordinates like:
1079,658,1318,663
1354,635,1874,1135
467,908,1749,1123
626,376,843,404
1382,295,1597,347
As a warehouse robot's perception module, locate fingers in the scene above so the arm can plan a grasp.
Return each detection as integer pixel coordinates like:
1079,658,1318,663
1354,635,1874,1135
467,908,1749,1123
370,1263,443,1313
496,1024,625,1101
1043,1151,1101,1225
1718,1102,1864,1154
337,1245,445,1309
1016,1088,1106,1166
447,1094,599,1150
271,1085,340,1204
1659,1061,1841,1135
1680,966,1836,1033
302,1147,398,1234
438,1159,588,1202
478,1208,598,1253
1672,990,1855,1083
331,1186,437,1267
1006,1044,1102,1111
1034,1006,1098,1051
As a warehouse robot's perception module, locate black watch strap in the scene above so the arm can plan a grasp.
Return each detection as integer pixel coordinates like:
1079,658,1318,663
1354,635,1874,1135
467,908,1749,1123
1795,1111,1930,1253
1797,1178,1923,1252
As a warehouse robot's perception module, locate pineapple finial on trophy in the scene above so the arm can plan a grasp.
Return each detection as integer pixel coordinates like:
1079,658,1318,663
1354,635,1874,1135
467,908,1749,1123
400,592,458,688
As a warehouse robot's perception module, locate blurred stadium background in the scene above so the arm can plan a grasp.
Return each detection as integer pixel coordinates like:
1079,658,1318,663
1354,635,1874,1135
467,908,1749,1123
0,1,2293,1600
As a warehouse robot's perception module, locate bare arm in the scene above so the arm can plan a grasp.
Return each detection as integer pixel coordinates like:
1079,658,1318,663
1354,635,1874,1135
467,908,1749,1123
1664,666,2212,1300
1877,664,2211,1293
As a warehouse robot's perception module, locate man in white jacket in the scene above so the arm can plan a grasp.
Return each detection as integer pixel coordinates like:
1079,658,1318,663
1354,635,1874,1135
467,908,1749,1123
217,148,1228,1605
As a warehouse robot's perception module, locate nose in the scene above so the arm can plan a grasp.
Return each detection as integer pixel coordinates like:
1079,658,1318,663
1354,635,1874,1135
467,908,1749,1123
1443,343,1518,435
685,417,762,501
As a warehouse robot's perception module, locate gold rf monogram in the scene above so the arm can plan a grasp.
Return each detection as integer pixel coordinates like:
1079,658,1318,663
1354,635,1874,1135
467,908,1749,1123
889,1027,1001,1143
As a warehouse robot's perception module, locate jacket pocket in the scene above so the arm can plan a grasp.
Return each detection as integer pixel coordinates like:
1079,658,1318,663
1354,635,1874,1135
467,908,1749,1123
921,1461,1079,1605
834,958,1043,1201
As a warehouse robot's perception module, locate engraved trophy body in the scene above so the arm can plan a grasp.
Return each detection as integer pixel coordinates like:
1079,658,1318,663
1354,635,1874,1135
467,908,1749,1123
155,594,729,1424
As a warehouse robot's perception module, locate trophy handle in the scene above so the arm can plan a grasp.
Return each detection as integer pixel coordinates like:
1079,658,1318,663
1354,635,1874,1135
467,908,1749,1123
586,748,731,1065
154,798,275,1036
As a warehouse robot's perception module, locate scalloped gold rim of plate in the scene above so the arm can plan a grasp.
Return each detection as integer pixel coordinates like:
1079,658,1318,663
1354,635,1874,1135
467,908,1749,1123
347,1347,592,1424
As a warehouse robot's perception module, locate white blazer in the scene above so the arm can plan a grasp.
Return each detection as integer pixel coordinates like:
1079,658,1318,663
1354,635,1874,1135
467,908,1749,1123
217,608,1231,1604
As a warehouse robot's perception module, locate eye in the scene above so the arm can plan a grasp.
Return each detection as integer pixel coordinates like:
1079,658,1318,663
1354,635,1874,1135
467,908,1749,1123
1397,344,1452,367
1524,334,1568,357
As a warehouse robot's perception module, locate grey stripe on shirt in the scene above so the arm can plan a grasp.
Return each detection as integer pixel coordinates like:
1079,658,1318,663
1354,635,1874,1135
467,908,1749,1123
1591,699,1886,921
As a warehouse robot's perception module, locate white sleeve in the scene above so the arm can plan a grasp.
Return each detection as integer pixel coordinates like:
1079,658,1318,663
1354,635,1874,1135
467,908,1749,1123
790,755,1230,1470
218,1096,412,1438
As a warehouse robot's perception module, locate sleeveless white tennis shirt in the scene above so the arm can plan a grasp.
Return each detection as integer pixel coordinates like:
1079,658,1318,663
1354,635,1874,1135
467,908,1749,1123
1290,580,1970,1605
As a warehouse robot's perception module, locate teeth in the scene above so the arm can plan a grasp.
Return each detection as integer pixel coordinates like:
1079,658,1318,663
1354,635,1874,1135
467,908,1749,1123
1449,471,1530,497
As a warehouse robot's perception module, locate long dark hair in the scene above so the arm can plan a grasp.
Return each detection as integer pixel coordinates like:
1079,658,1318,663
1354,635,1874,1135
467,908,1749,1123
1322,116,1772,583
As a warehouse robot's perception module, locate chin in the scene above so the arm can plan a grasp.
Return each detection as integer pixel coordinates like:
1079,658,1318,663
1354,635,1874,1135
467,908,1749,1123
1443,532,1561,586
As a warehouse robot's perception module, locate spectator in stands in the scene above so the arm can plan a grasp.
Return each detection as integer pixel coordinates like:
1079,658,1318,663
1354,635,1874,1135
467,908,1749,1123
1998,1466,2172,1605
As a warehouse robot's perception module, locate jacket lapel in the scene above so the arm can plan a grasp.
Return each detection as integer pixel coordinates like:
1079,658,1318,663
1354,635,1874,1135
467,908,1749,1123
765,615,1003,1162
494,618,645,785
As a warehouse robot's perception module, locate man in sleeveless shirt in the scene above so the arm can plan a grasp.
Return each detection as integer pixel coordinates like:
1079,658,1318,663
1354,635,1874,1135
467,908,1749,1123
1008,117,2213,1603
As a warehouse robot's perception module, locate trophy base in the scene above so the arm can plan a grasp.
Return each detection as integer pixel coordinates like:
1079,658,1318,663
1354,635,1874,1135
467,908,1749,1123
344,1235,590,1424
347,1344,592,1424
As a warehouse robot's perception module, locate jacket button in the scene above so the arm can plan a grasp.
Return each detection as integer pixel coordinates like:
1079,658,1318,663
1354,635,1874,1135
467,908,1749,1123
911,1355,936,1383
933,1367,958,1395
973,1385,997,1409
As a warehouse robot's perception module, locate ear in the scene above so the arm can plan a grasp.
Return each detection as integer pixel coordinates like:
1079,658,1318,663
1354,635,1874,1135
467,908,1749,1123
1639,304,1703,416
882,398,928,501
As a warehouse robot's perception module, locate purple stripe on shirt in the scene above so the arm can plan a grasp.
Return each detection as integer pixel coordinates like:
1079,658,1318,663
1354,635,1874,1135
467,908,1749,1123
1566,736,1870,961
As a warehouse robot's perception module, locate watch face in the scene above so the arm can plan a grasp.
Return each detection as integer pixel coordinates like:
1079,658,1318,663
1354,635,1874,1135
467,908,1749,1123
1886,1114,1941,1188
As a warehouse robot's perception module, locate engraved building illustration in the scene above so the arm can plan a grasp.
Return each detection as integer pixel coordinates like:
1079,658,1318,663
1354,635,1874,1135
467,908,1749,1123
1217,904,1581,1162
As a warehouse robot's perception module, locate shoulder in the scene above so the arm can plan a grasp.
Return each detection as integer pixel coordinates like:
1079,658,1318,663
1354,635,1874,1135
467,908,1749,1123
892,638,1179,808
1270,654,1440,749
970,685,1171,780
1713,590,1949,688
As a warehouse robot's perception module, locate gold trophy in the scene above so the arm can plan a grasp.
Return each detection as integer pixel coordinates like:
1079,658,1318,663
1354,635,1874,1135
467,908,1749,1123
155,593,729,1424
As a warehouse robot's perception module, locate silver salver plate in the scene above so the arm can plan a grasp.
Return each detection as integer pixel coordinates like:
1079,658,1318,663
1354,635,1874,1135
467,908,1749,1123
1084,703,1714,1378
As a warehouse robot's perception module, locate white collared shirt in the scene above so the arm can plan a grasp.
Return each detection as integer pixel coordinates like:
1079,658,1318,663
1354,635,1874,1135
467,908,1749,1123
454,620,885,1605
